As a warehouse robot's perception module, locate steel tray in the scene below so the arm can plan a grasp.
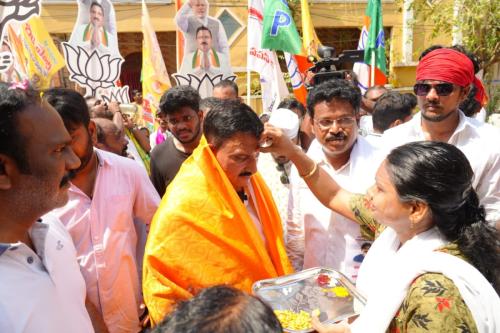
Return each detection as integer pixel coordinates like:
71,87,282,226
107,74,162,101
253,267,366,333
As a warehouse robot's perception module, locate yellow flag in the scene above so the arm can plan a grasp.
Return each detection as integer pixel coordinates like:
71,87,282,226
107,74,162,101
301,0,322,57
20,17,65,89
142,0,171,128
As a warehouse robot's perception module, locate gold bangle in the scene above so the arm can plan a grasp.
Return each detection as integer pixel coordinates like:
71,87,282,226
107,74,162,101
300,162,318,179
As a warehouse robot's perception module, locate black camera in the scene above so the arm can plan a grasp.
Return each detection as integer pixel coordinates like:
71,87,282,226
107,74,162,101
308,46,365,87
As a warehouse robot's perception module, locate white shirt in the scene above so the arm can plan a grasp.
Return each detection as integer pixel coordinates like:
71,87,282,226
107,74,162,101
287,136,383,280
382,111,500,223
359,115,374,135
0,214,94,333
364,132,383,148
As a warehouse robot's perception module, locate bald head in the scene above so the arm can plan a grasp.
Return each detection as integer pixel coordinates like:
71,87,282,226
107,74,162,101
93,118,128,157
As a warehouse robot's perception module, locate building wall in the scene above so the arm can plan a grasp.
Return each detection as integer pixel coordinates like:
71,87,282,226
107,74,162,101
41,1,453,93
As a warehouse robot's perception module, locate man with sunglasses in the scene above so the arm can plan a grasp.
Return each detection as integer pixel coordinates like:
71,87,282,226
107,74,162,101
382,48,500,228
286,79,382,279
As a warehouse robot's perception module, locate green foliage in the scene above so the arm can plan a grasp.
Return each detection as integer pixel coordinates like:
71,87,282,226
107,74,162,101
403,0,499,113
409,0,499,74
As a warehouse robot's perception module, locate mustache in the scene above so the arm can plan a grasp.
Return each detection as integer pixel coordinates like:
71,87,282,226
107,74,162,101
239,171,253,177
60,170,76,188
425,101,441,107
325,132,347,141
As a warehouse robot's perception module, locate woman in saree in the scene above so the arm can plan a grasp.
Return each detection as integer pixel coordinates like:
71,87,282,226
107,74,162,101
261,126,499,333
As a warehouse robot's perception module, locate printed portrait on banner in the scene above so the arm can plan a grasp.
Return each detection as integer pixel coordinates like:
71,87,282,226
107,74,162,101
63,0,124,98
69,0,119,56
173,0,235,98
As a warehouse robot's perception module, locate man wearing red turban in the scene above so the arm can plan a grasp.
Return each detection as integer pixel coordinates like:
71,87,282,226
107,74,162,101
382,48,500,230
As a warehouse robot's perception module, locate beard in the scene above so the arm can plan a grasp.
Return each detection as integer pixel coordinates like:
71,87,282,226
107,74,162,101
172,125,201,145
74,133,95,174
421,109,456,122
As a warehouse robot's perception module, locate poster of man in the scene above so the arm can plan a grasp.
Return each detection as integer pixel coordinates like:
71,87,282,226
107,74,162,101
174,0,234,98
179,26,231,78
69,0,120,56
175,0,230,59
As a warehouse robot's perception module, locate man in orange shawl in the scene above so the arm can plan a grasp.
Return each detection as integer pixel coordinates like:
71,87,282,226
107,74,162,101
143,101,293,325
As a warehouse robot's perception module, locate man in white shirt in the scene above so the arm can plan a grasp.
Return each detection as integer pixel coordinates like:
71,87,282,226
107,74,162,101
0,82,93,332
359,85,387,135
382,48,500,228
258,99,306,233
287,80,382,280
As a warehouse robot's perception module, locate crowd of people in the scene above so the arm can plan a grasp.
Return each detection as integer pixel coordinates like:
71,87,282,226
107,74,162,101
0,45,499,333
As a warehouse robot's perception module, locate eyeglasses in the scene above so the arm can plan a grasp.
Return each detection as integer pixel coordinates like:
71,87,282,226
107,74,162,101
413,83,455,96
167,115,195,126
315,117,356,130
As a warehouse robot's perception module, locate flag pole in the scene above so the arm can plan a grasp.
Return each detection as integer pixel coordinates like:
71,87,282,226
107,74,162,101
246,54,251,105
246,0,251,106
370,50,375,87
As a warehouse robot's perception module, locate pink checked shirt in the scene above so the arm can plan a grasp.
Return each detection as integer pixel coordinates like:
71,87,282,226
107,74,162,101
52,149,160,333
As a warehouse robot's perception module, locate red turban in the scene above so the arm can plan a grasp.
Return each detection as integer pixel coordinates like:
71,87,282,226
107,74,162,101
416,49,475,87
474,78,488,106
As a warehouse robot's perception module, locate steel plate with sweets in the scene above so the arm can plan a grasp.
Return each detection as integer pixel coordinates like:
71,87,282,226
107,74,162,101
252,267,366,333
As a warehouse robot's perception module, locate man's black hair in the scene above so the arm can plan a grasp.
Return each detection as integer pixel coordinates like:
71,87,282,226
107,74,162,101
0,82,41,173
372,91,412,133
200,97,223,112
418,45,444,60
159,86,201,116
213,79,239,96
90,1,104,15
44,88,90,130
278,97,306,118
306,79,361,119
203,100,263,149
196,25,212,38
151,285,283,333
402,93,417,111
460,84,481,117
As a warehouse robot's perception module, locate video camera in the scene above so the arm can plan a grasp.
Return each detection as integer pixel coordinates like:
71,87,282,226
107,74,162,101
307,46,365,87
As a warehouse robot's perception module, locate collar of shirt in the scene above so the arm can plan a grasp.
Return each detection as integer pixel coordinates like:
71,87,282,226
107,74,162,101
0,244,9,256
0,218,47,257
307,138,357,175
410,110,474,143
68,148,111,196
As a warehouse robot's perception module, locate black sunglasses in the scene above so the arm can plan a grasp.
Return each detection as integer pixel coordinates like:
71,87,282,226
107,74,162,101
413,83,455,96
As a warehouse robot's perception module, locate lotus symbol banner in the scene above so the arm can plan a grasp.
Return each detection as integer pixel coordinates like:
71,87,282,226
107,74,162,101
101,86,131,104
172,73,237,98
63,43,123,97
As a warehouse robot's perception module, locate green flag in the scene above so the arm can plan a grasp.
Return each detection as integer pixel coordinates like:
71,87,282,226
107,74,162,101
262,0,303,54
364,0,387,74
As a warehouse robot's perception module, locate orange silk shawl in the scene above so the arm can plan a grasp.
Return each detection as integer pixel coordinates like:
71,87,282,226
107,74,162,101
143,141,293,325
